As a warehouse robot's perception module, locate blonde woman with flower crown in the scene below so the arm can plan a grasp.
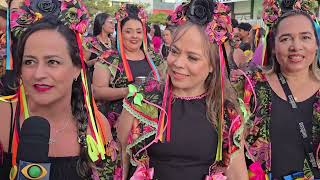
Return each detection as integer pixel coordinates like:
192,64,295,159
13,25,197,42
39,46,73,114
117,0,249,179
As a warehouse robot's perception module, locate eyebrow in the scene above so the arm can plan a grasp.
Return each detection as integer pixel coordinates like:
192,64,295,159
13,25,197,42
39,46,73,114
172,45,201,56
23,55,63,60
124,28,143,31
279,31,313,38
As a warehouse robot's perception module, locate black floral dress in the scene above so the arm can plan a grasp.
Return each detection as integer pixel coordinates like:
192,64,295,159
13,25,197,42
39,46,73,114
243,69,320,179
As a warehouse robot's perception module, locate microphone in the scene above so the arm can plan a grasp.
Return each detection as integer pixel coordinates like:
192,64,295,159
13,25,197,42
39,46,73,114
16,116,51,180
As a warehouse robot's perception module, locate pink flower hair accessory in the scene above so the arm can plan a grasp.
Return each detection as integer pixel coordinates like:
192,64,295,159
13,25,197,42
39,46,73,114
169,4,188,25
262,0,317,27
115,4,148,23
10,0,89,37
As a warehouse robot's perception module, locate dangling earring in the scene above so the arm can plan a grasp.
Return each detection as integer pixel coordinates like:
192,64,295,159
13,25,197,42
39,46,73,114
73,77,78,82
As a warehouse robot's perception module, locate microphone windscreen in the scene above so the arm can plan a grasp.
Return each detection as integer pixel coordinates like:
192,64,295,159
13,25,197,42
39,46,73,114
17,116,50,163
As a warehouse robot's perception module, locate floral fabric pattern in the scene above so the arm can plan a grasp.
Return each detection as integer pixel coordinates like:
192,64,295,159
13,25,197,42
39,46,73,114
244,69,320,179
94,140,122,180
83,36,113,58
97,52,163,127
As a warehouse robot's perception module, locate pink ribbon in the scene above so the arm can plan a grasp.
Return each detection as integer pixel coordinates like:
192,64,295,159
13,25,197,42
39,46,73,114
205,173,227,180
113,167,122,180
249,162,266,180
130,165,154,180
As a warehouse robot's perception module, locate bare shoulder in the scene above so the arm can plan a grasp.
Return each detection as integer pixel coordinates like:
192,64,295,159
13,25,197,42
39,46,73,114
0,101,17,152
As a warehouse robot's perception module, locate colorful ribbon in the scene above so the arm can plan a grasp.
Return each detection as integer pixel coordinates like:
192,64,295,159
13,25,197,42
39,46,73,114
215,44,225,162
261,27,269,66
248,162,268,180
205,172,227,180
6,7,13,70
130,165,154,180
76,33,106,161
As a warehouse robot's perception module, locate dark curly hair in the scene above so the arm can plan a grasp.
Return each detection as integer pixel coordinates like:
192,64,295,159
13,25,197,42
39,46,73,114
15,17,93,178
120,4,143,30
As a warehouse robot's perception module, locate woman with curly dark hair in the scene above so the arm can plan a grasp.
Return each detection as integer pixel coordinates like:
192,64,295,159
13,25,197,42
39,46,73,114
0,1,120,179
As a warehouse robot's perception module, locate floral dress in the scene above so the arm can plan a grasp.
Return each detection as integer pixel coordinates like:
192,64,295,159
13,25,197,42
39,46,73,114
243,69,320,179
122,78,244,179
83,36,113,60
96,52,163,128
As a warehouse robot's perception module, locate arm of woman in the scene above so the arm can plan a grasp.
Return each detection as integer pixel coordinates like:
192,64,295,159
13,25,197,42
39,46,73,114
225,142,249,180
116,109,135,179
92,62,128,101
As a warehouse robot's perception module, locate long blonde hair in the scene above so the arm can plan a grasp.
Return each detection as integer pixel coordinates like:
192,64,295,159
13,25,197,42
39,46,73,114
171,22,239,126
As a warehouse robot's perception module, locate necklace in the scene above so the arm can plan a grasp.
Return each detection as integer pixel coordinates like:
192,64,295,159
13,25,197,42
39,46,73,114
49,118,71,144
97,35,111,49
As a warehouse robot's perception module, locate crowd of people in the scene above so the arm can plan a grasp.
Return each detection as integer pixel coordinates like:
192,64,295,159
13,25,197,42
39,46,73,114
0,0,320,179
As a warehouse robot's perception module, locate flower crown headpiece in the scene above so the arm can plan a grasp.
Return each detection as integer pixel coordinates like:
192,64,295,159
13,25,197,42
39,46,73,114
11,0,90,37
262,0,317,27
170,0,233,45
115,3,148,23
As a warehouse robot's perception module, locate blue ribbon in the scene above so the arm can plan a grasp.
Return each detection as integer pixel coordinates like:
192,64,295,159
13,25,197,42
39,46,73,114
6,7,11,70
283,172,304,180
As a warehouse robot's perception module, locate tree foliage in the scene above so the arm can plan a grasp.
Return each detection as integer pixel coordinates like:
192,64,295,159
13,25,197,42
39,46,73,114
148,13,168,25
83,0,118,16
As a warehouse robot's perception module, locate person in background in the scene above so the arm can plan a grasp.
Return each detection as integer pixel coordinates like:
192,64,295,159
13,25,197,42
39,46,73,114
249,25,266,66
92,4,163,129
160,25,176,60
238,22,252,52
231,18,241,49
146,24,153,50
151,24,162,53
84,13,115,66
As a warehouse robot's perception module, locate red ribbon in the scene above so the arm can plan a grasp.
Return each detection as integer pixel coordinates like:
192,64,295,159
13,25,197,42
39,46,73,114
130,165,154,180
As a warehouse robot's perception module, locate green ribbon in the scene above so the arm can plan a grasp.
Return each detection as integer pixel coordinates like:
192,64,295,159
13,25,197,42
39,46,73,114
127,84,144,106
